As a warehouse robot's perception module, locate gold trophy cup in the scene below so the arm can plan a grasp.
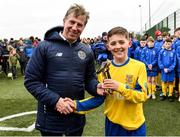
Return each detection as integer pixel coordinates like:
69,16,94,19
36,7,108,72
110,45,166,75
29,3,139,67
96,61,113,94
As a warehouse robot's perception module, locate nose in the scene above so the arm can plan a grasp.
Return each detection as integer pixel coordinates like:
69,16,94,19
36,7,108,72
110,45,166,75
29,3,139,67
72,24,78,30
115,43,122,48
111,43,121,51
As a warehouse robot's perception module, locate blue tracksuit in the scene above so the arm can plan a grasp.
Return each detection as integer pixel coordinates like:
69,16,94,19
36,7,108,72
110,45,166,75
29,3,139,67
172,38,180,50
142,46,158,76
134,46,145,62
92,41,107,61
154,39,164,53
176,46,180,77
158,48,176,82
128,46,134,58
128,39,139,58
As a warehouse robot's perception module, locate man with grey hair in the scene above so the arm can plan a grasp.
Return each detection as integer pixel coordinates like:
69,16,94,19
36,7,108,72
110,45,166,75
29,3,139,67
24,4,104,136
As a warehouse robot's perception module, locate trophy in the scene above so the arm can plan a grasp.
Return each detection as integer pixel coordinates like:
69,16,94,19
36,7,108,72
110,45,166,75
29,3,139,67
96,61,113,94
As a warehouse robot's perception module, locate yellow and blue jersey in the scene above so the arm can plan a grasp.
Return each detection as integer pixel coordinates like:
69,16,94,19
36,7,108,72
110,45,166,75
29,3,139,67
75,58,148,130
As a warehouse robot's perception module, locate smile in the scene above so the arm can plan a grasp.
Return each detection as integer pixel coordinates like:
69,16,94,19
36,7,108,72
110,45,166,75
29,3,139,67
114,48,124,52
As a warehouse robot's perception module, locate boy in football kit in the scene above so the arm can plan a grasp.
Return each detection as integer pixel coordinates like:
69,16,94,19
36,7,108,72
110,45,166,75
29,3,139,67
134,36,147,62
158,38,176,102
73,26,148,136
174,27,180,102
141,37,158,99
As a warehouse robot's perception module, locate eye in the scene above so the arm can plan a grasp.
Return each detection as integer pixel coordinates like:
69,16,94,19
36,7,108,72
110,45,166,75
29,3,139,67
77,23,83,28
118,40,125,45
109,41,116,46
69,20,75,25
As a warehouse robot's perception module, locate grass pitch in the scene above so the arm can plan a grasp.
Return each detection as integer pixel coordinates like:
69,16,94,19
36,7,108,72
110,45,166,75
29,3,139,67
0,73,180,136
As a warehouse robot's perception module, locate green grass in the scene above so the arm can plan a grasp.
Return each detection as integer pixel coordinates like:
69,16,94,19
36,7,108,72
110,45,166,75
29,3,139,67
0,72,180,136
0,114,36,128
144,96,180,136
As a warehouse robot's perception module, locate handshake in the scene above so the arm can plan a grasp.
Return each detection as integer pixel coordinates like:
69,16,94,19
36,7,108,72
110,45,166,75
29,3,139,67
55,97,76,115
55,78,120,115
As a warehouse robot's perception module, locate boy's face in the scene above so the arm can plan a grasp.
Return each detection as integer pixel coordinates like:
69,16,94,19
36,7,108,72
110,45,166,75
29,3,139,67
107,34,130,63
147,41,154,48
157,35,163,41
175,30,180,38
140,40,146,47
164,41,172,49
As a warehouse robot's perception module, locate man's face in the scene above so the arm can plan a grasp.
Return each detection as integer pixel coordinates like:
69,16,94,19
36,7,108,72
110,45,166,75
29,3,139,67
63,13,86,43
107,34,129,63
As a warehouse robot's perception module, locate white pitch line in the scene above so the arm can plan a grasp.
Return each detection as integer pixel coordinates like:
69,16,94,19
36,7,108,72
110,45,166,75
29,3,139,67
0,111,37,122
0,123,35,132
0,111,37,132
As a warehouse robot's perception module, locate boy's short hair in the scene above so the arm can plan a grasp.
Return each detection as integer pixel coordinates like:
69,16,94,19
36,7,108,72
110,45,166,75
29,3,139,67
170,35,176,40
162,32,167,37
147,36,154,42
140,36,146,41
165,38,172,43
107,27,129,40
64,3,89,25
174,27,180,33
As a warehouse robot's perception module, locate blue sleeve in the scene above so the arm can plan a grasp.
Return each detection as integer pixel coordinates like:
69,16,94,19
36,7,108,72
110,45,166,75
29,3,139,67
151,48,158,67
134,47,139,60
75,96,105,114
142,48,148,66
172,39,178,50
176,47,180,72
176,47,180,61
158,50,164,69
168,50,176,72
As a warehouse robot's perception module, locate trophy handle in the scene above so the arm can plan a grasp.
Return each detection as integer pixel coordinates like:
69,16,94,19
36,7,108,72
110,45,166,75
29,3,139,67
96,60,113,94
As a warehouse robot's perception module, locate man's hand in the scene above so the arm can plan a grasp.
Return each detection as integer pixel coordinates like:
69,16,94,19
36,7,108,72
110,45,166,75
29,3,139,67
97,83,107,95
55,97,75,115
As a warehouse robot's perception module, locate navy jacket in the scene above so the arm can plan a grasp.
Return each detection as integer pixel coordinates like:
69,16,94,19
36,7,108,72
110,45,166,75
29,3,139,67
24,26,98,133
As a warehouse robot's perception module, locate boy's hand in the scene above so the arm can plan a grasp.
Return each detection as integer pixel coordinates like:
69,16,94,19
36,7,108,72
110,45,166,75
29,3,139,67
148,64,152,70
164,68,168,73
64,97,75,108
103,79,120,91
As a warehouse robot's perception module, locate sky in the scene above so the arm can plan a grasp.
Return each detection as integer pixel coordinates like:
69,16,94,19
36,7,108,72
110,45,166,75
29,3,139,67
0,0,178,40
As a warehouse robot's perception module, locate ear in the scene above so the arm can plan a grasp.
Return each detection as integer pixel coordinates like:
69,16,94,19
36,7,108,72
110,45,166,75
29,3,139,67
106,44,111,51
128,41,131,48
63,18,66,25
